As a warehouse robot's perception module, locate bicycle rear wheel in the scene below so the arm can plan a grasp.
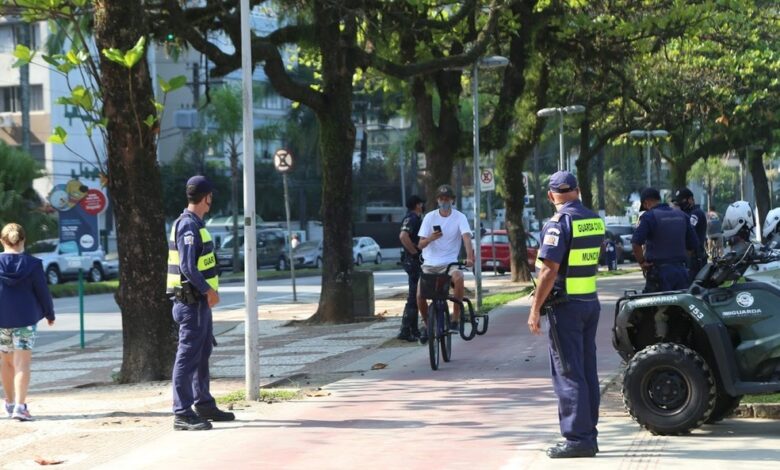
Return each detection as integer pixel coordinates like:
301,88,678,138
428,304,439,370
475,314,489,335
441,306,452,362
459,298,477,341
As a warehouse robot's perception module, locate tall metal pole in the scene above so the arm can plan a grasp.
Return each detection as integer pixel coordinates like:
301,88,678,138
558,111,565,171
472,64,483,309
645,136,651,187
400,145,406,206
283,173,297,301
240,0,259,401
18,23,30,154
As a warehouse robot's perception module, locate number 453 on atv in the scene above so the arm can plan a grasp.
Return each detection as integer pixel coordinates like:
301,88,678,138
613,245,780,435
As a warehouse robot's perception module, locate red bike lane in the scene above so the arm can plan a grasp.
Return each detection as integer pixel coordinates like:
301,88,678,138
99,274,638,469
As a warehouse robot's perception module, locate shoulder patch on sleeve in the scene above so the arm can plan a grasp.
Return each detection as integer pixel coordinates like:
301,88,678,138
182,231,195,245
690,214,698,227
543,234,560,246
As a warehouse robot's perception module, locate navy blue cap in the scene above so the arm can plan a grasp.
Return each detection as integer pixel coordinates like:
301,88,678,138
186,175,213,197
640,187,661,202
406,195,425,210
672,187,693,203
436,184,455,199
548,171,578,193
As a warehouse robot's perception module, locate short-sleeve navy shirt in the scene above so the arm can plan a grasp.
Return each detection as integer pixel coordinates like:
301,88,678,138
400,211,422,249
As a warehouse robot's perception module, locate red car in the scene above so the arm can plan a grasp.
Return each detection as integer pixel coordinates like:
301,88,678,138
480,230,540,275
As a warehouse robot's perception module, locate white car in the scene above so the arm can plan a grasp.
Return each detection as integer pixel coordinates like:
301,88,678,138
353,237,381,265
27,239,118,284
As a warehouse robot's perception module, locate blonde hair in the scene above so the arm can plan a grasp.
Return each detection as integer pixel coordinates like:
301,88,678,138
0,223,25,247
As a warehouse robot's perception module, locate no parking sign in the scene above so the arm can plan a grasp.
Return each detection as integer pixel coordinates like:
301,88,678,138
480,168,496,192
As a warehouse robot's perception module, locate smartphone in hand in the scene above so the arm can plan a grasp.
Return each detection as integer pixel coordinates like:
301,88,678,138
433,225,442,233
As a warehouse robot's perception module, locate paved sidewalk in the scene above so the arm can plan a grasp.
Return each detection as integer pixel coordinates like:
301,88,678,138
2,270,778,469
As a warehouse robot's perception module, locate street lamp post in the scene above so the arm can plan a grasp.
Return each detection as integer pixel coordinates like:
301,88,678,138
470,55,509,310
536,105,586,171
629,129,669,187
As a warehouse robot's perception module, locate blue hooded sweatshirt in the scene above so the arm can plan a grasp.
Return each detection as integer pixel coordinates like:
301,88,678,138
0,253,55,328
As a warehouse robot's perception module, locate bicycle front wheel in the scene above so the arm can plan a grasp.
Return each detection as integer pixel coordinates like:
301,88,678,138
428,305,439,370
441,307,452,362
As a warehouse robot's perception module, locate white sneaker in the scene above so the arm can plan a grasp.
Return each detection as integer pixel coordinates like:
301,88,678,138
12,404,32,421
4,401,13,418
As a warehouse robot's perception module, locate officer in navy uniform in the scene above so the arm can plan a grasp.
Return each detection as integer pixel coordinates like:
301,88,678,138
528,171,604,459
631,188,699,292
397,195,425,341
167,176,235,431
672,188,708,280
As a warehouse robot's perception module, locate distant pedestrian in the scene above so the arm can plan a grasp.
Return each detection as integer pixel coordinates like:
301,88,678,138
291,233,300,250
0,223,55,421
631,188,698,292
706,209,724,258
528,171,604,458
397,195,425,341
672,188,708,280
167,176,234,431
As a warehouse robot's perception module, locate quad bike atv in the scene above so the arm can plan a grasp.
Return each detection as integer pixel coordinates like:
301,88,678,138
613,244,780,435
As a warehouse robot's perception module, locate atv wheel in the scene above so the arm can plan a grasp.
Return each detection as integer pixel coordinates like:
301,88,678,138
623,343,715,435
706,391,742,423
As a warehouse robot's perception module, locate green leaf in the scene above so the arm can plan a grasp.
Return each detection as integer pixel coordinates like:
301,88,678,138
143,114,157,128
157,75,170,93
123,36,146,69
152,100,164,112
49,126,68,145
12,44,33,67
71,86,94,111
167,75,187,91
102,47,125,66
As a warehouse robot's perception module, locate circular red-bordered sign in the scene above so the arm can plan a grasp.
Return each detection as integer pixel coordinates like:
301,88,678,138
79,189,107,215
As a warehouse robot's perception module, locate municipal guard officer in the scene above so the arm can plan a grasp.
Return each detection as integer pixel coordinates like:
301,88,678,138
631,188,698,292
528,171,604,459
167,175,235,430
672,188,708,279
397,195,425,341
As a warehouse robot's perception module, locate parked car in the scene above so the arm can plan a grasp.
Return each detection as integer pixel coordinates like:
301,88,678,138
283,239,323,269
605,224,635,261
480,230,540,275
216,228,287,272
353,236,382,265
26,239,118,285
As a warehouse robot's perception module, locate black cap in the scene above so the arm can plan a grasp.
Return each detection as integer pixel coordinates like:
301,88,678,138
186,175,214,197
639,187,661,202
672,188,694,203
435,184,455,199
406,195,425,210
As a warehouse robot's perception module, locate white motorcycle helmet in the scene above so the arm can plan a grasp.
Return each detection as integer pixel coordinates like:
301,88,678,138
763,208,780,239
722,201,754,239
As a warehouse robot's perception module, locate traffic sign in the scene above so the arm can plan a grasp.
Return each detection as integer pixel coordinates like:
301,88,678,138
480,168,495,192
273,148,294,173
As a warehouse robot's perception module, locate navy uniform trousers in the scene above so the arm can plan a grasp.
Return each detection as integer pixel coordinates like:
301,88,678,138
547,298,600,447
172,298,216,416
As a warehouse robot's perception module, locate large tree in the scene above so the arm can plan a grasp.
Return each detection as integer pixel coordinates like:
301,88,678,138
7,0,179,382
156,0,498,322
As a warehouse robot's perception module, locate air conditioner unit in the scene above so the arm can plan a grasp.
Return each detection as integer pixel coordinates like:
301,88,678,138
0,113,14,128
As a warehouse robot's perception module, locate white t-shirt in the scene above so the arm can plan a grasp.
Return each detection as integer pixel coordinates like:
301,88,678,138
418,208,472,266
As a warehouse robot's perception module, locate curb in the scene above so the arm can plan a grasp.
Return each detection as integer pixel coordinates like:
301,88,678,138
734,403,780,419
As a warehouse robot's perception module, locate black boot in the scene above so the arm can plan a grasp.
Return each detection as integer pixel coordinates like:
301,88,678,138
397,307,419,342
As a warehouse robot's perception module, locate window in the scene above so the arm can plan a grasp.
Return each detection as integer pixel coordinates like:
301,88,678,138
0,23,40,52
0,85,44,112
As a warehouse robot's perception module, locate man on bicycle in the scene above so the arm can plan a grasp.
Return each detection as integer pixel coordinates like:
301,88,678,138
416,184,474,344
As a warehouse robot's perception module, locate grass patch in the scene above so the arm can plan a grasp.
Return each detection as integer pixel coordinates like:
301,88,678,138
49,279,119,298
597,267,641,278
480,287,533,314
743,393,780,404
216,388,301,405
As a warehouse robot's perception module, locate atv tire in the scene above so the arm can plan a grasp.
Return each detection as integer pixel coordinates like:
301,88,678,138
623,343,715,435
706,391,742,423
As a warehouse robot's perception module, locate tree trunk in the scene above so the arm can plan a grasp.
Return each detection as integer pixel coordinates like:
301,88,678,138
669,159,694,190
94,0,176,382
575,118,594,209
308,3,356,323
499,144,531,282
748,148,770,223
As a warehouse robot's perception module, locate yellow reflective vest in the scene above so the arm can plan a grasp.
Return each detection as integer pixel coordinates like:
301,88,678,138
166,216,219,295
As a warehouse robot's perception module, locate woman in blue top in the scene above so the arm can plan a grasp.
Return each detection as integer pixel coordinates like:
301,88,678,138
0,223,55,421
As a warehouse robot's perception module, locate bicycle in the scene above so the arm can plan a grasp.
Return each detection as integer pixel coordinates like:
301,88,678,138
419,261,476,370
